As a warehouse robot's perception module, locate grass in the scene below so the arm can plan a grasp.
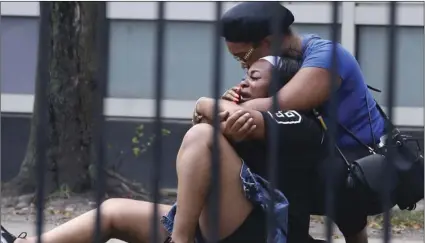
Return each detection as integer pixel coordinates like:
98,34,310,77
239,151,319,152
368,210,423,232
311,210,423,233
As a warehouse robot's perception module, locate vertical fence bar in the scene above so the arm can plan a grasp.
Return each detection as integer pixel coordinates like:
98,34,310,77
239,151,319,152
266,5,282,242
92,2,109,243
325,2,340,243
0,4,2,193
35,3,52,242
150,2,165,243
383,2,398,243
423,2,425,238
208,2,223,242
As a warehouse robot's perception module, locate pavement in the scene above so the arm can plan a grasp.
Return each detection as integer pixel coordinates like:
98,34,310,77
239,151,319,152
2,220,125,243
1,220,423,243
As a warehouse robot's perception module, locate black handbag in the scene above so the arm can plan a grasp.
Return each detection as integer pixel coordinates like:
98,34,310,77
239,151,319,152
374,104,424,211
314,109,398,215
313,88,423,214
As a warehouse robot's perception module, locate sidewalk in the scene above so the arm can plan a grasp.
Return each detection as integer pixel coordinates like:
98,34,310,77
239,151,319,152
2,221,125,243
1,220,423,243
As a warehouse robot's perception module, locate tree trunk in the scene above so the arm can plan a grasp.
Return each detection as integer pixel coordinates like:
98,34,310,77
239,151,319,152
48,2,100,192
2,2,153,202
3,2,100,196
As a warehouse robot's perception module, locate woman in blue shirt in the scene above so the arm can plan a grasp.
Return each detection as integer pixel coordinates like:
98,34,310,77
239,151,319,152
220,2,385,243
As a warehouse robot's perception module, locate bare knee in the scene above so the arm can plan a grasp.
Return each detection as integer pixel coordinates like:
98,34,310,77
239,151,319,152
99,198,125,231
181,123,214,150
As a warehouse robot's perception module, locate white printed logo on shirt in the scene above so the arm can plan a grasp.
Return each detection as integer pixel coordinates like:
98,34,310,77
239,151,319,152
267,110,302,125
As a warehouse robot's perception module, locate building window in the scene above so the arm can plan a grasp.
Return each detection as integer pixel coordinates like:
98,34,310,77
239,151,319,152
108,20,156,99
1,17,39,94
357,26,424,107
108,20,244,100
108,21,342,100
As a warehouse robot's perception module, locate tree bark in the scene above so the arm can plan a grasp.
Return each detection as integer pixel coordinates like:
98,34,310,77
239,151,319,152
48,2,100,192
3,2,100,196
2,2,153,202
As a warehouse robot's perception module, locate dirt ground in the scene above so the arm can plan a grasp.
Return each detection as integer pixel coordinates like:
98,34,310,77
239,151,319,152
1,194,423,241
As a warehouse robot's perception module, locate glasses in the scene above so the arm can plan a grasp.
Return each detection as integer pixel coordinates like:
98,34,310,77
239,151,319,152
234,47,255,68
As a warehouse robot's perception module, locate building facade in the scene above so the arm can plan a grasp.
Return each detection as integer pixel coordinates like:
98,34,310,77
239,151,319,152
1,1,423,186
1,1,424,127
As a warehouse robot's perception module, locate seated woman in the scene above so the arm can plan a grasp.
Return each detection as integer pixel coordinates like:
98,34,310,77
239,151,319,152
1,56,323,243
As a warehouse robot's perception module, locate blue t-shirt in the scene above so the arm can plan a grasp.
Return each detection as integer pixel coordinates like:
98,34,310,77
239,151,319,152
301,34,385,147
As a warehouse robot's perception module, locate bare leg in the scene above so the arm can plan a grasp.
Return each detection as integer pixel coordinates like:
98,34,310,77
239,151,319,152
171,123,254,243
15,199,171,243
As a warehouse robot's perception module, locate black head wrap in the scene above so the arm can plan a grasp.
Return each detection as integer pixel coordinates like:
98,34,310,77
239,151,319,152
220,2,294,43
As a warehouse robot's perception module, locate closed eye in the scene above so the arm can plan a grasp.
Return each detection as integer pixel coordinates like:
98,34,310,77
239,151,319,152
248,75,260,81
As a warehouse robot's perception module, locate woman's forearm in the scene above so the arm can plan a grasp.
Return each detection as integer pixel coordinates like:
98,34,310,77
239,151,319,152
239,97,273,111
196,97,241,121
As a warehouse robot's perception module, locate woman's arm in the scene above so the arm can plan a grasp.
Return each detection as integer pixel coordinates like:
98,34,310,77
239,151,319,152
240,67,339,112
195,97,266,140
241,42,342,112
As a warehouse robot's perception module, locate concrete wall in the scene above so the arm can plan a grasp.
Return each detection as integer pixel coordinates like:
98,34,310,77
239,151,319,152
2,114,423,189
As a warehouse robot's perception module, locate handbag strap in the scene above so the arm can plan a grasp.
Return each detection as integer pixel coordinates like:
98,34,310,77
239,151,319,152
312,109,352,168
338,123,376,154
312,88,378,170
301,36,377,166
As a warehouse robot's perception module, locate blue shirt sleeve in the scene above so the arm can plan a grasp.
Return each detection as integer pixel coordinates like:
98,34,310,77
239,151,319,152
301,42,334,70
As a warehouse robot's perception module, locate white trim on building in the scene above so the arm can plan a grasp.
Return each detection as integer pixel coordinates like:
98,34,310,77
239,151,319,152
1,94,423,127
1,2,423,26
0,2,39,17
355,2,424,26
341,2,356,55
1,2,423,55
107,2,158,20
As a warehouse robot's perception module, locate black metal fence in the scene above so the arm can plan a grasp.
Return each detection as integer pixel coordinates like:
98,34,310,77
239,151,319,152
33,2,403,243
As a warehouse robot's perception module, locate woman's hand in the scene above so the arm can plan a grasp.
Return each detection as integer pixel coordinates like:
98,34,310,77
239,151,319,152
193,97,256,141
221,86,241,103
221,110,256,142
192,98,231,125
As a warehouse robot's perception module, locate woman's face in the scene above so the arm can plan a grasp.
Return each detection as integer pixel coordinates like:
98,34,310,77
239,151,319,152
239,60,273,102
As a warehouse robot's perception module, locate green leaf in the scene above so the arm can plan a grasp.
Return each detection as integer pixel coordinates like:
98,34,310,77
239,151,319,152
136,124,144,133
132,147,141,157
131,137,140,144
162,129,171,136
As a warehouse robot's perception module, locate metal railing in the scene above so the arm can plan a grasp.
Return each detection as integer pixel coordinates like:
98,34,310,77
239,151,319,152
32,2,401,243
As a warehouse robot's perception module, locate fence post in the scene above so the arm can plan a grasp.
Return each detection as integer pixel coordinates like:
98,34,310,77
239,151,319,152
208,2,223,242
34,3,52,242
324,2,340,243
92,2,109,243
150,2,165,243
383,2,398,243
265,5,284,242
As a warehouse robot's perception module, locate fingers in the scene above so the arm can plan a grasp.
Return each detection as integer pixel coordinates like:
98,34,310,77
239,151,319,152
235,118,256,140
225,110,246,132
221,86,241,103
221,110,256,141
218,111,229,121
230,113,252,132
